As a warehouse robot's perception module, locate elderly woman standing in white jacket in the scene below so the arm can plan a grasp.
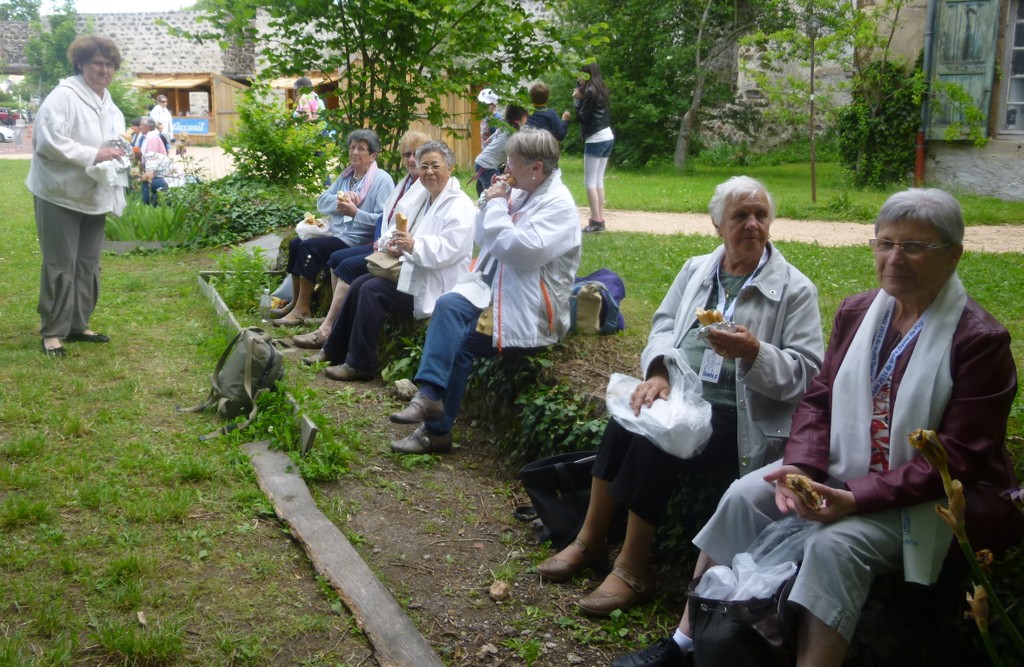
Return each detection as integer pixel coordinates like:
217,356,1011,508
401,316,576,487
311,140,476,382
27,35,129,357
388,127,581,454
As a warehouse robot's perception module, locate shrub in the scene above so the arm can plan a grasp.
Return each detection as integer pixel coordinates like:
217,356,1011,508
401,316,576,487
164,174,309,248
206,246,276,314
105,192,193,243
833,60,924,189
222,82,336,193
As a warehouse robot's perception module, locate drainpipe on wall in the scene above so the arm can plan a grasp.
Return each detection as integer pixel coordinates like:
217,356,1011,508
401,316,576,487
916,0,939,186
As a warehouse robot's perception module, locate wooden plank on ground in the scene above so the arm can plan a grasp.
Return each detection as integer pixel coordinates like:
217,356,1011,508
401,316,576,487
244,442,443,667
197,272,242,333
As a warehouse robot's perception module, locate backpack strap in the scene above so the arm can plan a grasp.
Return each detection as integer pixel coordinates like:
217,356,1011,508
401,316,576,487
177,329,246,415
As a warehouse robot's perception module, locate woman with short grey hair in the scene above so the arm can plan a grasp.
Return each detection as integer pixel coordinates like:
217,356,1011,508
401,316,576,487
273,129,395,327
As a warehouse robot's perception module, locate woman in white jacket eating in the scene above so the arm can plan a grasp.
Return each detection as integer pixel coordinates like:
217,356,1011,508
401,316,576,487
313,140,476,383
388,127,582,454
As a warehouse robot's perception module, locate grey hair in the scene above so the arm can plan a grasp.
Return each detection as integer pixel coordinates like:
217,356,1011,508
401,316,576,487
874,188,964,245
708,176,775,228
416,140,456,168
505,126,560,175
346,129,381,155
294,76,313,90
140,116,156,129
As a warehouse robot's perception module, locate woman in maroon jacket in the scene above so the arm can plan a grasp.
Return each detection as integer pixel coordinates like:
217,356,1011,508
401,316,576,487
612,188,1021,667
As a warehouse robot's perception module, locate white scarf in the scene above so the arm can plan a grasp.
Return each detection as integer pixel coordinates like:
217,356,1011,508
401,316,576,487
828,273,966,584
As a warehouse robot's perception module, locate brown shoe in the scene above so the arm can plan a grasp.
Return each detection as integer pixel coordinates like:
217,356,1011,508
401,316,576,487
291,329,327,349
390,424,453,454
577,566,655,617
323,363,375,382
272,312,307,327
302,349,329,366
389,391,445,424
536,538,609,583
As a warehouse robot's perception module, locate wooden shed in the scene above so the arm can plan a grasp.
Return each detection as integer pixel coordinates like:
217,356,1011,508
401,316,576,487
130,73,247,145
267,71,479,170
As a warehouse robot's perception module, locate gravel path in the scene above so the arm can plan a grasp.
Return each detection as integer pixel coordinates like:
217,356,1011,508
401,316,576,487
590,207,1024,254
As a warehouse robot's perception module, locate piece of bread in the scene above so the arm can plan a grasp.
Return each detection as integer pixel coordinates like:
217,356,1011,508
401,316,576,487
395,212,409,233
784,473,823,510
505,176,516,188
695,308,725,327
337,192,350,203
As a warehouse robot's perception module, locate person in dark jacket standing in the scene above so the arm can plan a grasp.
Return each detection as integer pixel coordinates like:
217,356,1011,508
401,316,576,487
526,81,568,141
571,63,613,233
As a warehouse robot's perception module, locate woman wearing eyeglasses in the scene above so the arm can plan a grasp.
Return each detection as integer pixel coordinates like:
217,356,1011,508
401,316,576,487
614,188,1021,667
310,140,475,382
272,129,394,327
292,130,430,350
27,35,128,357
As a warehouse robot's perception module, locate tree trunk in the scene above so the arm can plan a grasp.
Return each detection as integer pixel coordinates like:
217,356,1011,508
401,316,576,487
674,73,706,169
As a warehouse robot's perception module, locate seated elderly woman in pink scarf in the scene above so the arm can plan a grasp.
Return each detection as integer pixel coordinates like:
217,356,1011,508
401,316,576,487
272,129,394,327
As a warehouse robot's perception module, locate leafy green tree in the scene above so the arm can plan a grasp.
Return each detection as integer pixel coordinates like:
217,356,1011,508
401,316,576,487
23,0,78,96
558,0,794,168
0,0,40,21
175,0,595,168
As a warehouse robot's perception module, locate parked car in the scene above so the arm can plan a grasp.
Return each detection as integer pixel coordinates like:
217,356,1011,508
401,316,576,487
0,126,13,143
0,108,19,126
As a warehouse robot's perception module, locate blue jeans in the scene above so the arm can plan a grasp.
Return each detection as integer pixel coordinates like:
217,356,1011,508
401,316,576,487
141,177,168,206
414,292,498,434
474,163,502,195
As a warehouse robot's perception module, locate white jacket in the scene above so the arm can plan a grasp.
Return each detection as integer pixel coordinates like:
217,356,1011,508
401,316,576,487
394,177,476,319
640,244,825,474
150,103,173,140
477,169,581,349
26,75,127,216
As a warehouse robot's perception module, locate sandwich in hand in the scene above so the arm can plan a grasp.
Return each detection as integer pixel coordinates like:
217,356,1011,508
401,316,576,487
784,473,824,510
695,308,725,327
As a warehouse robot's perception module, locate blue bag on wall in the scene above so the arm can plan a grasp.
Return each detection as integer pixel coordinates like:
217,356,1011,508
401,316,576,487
570,268,626,335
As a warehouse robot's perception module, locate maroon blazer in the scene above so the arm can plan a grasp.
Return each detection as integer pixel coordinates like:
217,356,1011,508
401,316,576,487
784,289,1020,549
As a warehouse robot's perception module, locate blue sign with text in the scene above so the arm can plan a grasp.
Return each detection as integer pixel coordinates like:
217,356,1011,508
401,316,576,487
172,118,209,134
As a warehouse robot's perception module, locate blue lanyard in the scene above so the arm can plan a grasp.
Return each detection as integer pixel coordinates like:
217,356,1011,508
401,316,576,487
870,302,925,397
715,248,769,320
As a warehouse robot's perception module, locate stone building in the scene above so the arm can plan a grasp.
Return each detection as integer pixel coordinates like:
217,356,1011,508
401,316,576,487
883,0,1024,201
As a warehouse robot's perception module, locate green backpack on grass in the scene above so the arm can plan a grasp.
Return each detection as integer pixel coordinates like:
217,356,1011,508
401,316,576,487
179,327,284,440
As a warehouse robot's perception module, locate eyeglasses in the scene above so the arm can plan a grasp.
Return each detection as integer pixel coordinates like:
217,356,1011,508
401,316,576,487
418,162,447,172
401,151,415,158
88,60,116,70
349,145,370,153
869,239,950,256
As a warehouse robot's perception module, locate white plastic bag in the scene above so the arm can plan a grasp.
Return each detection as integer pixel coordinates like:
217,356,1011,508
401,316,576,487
295,216,331,240
606,361,713,459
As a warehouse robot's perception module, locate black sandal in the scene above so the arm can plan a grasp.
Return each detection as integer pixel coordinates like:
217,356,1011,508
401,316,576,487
41,337,66,357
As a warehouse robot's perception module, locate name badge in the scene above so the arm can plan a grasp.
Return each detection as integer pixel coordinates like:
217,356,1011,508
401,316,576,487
699,349,723,383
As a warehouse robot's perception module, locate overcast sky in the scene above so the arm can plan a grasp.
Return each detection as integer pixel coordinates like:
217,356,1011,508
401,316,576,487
44,0,194,13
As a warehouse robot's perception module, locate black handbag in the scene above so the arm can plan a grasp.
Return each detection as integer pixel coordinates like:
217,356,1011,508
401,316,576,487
516,451,626,550
687,573,798,667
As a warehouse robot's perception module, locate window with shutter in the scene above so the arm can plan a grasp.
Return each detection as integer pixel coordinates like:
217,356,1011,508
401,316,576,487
928,0,999,140
999,0,1024,134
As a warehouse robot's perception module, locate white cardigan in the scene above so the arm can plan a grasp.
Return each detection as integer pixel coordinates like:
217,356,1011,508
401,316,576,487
26,75,127,216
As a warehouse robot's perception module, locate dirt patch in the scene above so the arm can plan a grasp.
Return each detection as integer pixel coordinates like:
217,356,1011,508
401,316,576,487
288,357,682,666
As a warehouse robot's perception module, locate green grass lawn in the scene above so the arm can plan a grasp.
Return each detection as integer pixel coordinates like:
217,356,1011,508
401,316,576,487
2,157,1021,663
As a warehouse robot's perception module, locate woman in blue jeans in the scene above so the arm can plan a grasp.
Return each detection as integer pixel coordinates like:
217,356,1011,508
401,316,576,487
388,128,581,454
